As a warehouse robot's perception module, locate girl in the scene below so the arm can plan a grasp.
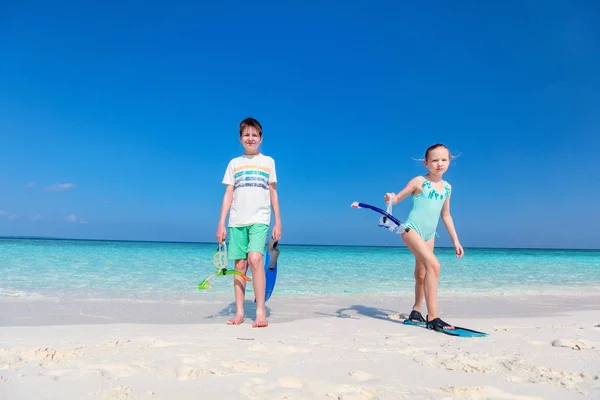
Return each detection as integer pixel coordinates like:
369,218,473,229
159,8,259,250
384,143,464,332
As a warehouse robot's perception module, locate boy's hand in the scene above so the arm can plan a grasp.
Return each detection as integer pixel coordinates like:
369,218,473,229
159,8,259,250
454,241,464,258
272,223,282,241
216,224,227,244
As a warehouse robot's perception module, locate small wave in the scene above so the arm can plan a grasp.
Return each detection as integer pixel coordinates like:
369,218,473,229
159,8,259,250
0,288,50,299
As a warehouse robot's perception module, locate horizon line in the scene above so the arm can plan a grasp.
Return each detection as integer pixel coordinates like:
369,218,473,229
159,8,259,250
0,235,598,252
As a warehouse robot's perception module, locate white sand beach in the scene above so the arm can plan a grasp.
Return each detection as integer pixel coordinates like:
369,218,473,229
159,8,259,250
1,294,599,399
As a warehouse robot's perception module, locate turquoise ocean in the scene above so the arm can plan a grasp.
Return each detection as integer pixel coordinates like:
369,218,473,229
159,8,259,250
1,238,599,301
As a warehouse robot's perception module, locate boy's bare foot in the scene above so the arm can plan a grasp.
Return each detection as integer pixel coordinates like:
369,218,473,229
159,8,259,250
252,318,268,328
227,314,244,325
252,309,268,328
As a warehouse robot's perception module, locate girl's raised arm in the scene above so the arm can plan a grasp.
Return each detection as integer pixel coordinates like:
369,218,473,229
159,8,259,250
385,176,423,205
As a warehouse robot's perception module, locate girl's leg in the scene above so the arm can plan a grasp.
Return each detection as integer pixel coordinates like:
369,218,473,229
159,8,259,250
411,237,435,316
402,231,452,329
227,258,248,325
412,259,425,315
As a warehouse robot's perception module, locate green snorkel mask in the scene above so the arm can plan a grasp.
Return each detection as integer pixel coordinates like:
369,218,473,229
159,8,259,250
198,242,251,290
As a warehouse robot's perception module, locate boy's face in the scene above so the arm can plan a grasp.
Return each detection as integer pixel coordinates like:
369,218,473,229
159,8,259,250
240,126,262,154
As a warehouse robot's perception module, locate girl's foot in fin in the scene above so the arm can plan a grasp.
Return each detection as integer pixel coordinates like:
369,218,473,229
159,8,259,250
426,316,455,331
227,314,245,325
408,309,426,323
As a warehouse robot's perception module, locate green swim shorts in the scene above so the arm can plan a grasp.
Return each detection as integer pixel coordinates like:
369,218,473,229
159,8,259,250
228,223,269,260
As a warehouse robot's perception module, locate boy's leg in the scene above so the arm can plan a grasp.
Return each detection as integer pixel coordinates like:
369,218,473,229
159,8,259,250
402,230,453,329
227,227,249,325
246,224,270,328
412,237,435,316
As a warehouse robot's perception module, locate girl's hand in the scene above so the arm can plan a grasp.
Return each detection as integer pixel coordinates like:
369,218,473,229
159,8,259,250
454,241,464,258
216,224,227,244
383,193,396,204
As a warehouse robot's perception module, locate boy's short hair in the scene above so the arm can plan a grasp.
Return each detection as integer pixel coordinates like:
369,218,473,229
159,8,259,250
239,117,262,137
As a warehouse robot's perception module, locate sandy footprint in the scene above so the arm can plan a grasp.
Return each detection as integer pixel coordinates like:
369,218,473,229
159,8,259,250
325,384,380,400
416,351,496,374
131,359,154,369
551,338,598,350
138,339,184,349
308,337,332,346
279,375,303,389
501,359,599,394
40,368,106,382
349,371,374,382
40,368,81,380
86,364,138,379
148,364,209,380
419,350,598,394
242,374,382,400
282,345,312,355
147,339,181,348
175,365,227,381
101,340,130,348
0,346,84,368
140,353,211,379
240,376,311,400
221,360,268,373
247,344,268,353
249,343,312,355
386,313,404,321
107,385,133,399
179,355,211,364
90,386,134,400
438,386,544,400
240,377,280,400
528,340,546,346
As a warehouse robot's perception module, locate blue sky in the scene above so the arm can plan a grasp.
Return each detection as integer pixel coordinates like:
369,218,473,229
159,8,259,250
1,1,598,249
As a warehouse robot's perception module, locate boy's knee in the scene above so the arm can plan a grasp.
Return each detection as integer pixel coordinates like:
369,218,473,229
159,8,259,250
247,252,263,268
234,259,247,271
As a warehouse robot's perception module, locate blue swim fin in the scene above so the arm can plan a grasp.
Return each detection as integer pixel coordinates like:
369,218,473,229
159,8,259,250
254,237,279,303
264,237,279,302
428,323,488,337
403,319,426,327
436,326,488,337
404,315,488,337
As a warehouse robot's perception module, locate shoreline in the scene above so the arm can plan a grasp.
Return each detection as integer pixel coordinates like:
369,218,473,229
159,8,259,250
3,282,600,304
2,293,600,327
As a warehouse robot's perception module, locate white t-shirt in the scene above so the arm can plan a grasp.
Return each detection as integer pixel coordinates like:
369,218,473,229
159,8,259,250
222,153,277,227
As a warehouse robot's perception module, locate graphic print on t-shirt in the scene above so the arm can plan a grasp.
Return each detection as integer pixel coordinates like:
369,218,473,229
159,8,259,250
234,165,270,191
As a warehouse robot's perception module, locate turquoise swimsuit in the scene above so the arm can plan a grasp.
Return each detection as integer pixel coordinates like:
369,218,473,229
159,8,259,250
405,177,451,241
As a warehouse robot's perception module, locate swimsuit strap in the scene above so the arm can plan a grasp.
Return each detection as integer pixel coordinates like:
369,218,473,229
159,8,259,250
443,181,451,196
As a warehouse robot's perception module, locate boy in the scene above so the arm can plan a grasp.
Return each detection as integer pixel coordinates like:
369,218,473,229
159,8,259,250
216,117,282,328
